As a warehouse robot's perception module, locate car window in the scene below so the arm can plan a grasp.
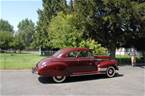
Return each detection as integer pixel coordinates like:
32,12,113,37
78,51,92,57
52,50,63,57
67,51,78,57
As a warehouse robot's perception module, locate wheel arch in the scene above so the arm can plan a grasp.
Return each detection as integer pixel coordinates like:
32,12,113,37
97,60,118,70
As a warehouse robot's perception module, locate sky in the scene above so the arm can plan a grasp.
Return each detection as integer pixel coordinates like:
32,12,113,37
0,0,42,31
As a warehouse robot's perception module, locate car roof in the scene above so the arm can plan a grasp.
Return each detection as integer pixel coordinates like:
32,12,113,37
54,48,90,58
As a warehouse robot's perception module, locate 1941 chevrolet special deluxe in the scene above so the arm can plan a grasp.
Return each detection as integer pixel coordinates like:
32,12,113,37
32,48,119,83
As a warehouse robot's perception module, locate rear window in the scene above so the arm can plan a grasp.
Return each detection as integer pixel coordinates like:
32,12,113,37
52,50,63,57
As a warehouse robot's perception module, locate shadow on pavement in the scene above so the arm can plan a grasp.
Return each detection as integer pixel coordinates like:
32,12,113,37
135,63,145,69
38,73,124,84
119,63,145,67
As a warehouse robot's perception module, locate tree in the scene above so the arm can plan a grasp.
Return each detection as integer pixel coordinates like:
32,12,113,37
73,0,135,58
17,18,35,49
32,0,67,49
133,1,145,62
49,12,82,48
0,19,13,33
11,33,25,53
48,12,107,55
0,19,14,50
123,1,145,62
0,31,13,50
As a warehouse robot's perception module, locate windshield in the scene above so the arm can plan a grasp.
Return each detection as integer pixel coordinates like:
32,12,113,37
52,50,63,57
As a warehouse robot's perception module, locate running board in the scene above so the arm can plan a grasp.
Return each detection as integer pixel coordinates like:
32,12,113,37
70,71,105,77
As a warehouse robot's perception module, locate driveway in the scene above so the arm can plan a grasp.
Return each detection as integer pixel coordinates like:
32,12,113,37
0,65,145,96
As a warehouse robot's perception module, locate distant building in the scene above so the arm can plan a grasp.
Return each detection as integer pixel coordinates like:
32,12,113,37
116,48,127,55
116,47,141,56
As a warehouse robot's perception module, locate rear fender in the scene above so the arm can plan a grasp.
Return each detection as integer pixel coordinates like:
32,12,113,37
47,63,69,76
97,60,118,69
48,63,67,70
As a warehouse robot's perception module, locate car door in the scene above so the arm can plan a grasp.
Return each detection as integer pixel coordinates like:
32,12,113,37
64,51,80,73
77,50,96,72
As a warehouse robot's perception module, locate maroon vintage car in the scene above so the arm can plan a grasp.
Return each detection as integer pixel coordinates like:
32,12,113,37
32,48,118,83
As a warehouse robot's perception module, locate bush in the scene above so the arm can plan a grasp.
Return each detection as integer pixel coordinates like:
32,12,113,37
79,39,107,55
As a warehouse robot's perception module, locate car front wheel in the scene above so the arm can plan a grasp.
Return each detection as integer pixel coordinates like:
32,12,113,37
106,66,116,78
52,76,66,83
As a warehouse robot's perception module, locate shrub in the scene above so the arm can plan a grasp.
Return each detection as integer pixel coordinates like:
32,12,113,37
79,39,107,55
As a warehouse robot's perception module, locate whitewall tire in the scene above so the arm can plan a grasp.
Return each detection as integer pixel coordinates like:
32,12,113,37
106,66,116,78
52,76,66,83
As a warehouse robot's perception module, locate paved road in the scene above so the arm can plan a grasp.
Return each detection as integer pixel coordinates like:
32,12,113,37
0,65,145,96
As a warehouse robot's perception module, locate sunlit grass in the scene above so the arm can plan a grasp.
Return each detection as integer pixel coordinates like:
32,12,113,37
0,53,46,69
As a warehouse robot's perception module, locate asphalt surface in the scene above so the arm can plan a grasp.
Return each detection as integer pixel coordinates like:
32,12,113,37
0,65,145,96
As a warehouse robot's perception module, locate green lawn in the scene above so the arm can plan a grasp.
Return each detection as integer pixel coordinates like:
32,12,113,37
0,53,46,69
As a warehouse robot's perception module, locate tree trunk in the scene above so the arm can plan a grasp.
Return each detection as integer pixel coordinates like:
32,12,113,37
109,48,116,58
142,51,145,63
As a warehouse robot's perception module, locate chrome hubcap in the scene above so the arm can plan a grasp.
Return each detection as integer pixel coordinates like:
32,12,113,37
107,66,115,78
56,76,63,79
53,76,66,83
109,69,113,74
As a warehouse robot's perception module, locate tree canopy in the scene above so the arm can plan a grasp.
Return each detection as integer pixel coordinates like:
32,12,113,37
0,19,14,33
0,19,14,50
17,18,35,48
32,0,67,49
48,12,82,48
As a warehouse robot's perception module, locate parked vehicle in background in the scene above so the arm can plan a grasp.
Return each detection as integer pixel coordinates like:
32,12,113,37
32,48,119,83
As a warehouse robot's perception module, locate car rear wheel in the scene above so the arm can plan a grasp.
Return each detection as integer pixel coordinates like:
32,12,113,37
106,66,116,78
52,76,66,83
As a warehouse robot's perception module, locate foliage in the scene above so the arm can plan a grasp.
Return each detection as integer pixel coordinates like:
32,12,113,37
0,19,13,33
48,12,106,54
72,0,145,58
0,19,14,50
0,31,13,50
17,18,35,48
125,1,145,62
11,33,25,51
79,39,107,55
32,0,67,49
49,12,82,48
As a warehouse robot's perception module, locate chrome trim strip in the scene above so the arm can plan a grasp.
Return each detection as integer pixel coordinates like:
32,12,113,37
71,72,102,77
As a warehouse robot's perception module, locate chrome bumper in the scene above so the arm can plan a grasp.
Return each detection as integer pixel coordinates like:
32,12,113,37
98,68,107,72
